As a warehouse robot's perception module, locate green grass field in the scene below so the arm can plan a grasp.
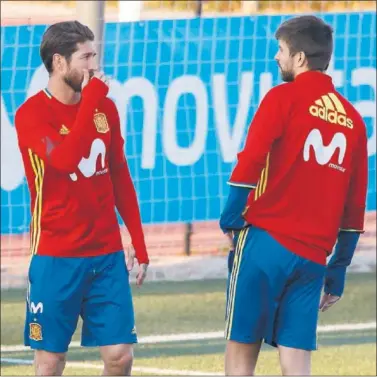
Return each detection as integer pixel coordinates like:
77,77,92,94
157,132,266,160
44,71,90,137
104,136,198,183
1,272,376,376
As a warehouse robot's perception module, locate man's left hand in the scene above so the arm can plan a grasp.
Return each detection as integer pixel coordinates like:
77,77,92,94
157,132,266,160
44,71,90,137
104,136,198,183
136,264,148,287
319,293,341,312
126,245,148,287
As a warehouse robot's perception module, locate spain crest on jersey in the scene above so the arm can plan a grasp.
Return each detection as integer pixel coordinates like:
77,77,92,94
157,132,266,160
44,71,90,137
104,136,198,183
29,323,43,341
94,112,109,134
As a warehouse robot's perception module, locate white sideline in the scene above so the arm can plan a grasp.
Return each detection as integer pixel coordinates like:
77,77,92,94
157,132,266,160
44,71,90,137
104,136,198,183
0,358,222,376
1,322,376,353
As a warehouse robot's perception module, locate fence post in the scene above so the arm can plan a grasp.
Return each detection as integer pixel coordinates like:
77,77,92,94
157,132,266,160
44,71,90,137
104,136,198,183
76,1,105,66
195,0,203,17
184,223,193,256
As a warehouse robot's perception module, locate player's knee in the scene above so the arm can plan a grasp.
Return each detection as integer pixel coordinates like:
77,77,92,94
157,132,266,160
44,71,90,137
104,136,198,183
35,351,66,376
279,346,311,375
103,346,134,375
281,362,310,376
225,340,261,376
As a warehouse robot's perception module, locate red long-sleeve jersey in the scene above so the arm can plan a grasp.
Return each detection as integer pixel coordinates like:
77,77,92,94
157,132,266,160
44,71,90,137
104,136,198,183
15,78,149,264
229,71,368,265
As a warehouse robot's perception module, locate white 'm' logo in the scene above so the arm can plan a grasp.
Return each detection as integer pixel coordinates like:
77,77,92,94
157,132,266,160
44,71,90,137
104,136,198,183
30,302,43,314
70,139,106,181
303,129,347,165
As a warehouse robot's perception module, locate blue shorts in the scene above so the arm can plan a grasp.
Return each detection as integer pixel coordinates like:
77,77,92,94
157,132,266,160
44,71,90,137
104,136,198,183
24,251,137,353
225,226,325,351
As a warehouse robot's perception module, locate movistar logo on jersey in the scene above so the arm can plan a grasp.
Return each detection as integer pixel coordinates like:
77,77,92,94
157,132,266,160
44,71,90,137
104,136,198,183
309,93,353,129
303,128,347,173
70,138,107,182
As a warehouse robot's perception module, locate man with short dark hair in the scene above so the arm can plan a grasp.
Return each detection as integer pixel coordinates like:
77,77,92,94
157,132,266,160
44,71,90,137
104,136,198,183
220,15,368,375
15,21,149,376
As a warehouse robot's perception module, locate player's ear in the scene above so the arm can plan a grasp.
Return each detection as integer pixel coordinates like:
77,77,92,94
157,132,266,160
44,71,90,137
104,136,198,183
296,51,307,68
52,53,64,73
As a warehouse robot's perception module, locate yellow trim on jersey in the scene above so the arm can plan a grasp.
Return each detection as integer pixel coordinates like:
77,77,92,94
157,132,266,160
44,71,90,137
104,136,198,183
28,150,45,255
254,153,270,201
225,227,249,340
262,153,270,193
256,168,265,199
43,88,52,99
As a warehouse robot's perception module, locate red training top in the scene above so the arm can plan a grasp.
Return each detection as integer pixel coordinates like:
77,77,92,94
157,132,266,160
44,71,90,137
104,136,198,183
15,78,149,264
229,71,368,265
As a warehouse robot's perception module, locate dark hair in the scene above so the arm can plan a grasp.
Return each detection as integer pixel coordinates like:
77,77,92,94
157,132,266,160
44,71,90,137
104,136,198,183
275,15,333,71
40,21,94,74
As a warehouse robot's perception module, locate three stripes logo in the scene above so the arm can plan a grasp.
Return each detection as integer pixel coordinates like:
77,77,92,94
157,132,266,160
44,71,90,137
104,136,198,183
28,149,45,255
309,92,353,129
254,153,270,201
225,227,249,340
59,125,70,135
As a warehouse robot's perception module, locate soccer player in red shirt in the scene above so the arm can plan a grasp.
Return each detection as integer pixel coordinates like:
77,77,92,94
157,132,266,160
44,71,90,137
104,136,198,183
220,16,368,375
15,21,149,376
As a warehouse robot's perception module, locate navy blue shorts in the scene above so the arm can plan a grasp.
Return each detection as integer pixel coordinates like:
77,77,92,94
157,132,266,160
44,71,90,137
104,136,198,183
225,226,325,351
24,251,137,353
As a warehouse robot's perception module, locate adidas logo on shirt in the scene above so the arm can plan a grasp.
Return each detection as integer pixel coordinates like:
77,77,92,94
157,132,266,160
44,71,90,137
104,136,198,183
59,125,70,135
309,92,353,129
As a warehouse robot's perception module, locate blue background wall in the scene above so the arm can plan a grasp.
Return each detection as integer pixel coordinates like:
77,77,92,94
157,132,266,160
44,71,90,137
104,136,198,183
1,12,376,234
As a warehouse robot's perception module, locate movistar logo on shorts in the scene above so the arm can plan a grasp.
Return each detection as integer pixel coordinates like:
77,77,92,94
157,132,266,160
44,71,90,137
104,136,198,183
309,93,353,129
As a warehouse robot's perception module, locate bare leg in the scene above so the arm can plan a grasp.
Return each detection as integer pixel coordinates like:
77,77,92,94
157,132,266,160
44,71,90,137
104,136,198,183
34,350,66,376
278,345,311,375
100,344,134,376
225,340,262,376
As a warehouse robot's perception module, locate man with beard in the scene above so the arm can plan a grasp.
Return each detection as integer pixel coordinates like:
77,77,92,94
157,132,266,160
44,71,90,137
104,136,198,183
220,15,368,375
15,21,149,376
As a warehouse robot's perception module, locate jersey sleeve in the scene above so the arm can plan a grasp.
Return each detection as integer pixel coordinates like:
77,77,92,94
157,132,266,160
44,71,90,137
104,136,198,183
229,86,287,187
15,78,108,172
107,99,149,265
340,123,368,232
105,99,127,172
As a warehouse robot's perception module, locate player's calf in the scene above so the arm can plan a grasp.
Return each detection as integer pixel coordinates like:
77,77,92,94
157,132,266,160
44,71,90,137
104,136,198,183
34,350,66,376
101,344,134,376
